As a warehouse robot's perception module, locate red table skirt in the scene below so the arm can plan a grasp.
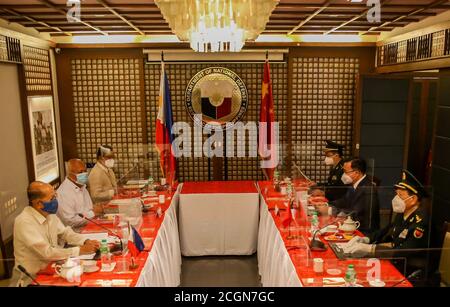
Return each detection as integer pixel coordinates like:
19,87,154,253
181,180,258,194
258,181,412,287
35,189,176,287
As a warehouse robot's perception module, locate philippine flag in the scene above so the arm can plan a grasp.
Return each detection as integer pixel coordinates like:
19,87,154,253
155,61,176,185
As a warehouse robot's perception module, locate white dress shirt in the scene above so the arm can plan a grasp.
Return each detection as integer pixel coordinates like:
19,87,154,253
57,178,94,228
12,206,86,283
353,174,367,190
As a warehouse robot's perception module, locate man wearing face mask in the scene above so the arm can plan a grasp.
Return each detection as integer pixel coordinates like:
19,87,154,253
88,144,117,203
11,181,100,286
329,157,380,235
56,159,101,229
312,140,347,201
344,170,429,260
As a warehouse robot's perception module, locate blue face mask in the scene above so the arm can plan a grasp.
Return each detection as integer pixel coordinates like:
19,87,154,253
76,172,89,185
42,198,58,214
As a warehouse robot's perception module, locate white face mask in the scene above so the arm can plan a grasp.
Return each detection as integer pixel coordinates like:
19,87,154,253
324,157,335,166
104,159,115,168
341,173,353,185
391,195,413,213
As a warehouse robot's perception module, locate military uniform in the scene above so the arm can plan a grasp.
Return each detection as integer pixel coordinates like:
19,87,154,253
371,170,430,282
317,140,346,201
371,206,428,250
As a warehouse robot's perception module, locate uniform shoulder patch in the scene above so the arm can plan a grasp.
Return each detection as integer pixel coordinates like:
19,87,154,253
414,227,424,239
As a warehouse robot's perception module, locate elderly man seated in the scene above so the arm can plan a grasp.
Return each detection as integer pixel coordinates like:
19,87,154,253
11,181,99,286
57,159,102,229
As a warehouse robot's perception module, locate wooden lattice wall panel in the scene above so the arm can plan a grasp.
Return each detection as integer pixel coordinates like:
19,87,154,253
72,58,144,177
144,62,288,182
291,57,359,183
0,35,7,62
22,45,51,92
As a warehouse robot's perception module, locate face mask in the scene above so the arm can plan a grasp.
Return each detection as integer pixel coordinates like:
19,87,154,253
341,173,353,185
392,195,413,213
42,198,59,214
76,172,88,185
325,157,335,166
105,159,115,168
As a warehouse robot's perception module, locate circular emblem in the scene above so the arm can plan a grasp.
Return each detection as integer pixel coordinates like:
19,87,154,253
185,67,248,130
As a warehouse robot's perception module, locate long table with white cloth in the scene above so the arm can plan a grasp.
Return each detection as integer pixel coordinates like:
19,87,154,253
35,186,182,287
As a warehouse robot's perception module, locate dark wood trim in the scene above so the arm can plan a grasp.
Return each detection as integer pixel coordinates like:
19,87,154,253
376,57,450,74
55,42,377,49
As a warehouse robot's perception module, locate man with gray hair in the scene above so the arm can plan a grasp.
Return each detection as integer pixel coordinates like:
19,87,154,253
57,158,102,229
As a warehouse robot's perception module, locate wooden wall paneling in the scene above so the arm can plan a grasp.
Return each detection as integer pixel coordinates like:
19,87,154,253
57,48,147,178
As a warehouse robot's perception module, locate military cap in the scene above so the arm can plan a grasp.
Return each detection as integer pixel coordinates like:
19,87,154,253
394,170,428,198
323,140,344,156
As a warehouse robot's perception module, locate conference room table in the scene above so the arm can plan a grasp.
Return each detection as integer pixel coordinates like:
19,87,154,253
257,181,412,287
179,181,259,256
34,186,182,287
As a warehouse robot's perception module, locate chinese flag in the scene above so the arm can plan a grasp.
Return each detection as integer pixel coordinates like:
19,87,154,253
258,56,277,180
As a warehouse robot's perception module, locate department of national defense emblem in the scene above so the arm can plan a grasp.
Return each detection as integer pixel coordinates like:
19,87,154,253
185,67,248,129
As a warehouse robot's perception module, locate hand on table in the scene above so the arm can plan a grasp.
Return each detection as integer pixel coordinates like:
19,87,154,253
80,240,100,255
93,203,104,216
347,236,370,247
343,242,375,257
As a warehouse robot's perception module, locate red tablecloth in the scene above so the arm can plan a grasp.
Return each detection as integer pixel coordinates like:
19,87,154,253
258,181,412,287
181,181,257,194
35,189,176,287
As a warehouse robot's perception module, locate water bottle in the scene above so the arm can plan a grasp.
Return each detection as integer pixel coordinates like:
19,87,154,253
100,239,111,270
311,211,319,234
344,264,357,287
147,176,154,192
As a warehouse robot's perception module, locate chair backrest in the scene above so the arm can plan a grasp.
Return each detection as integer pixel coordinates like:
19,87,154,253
439,222,450,286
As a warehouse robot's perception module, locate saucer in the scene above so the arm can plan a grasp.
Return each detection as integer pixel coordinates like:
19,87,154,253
369,279,386,287
83,265,99,273
326,269,342,275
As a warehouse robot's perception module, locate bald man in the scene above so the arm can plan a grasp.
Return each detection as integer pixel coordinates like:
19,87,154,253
11,181,99,286
57,159,102,229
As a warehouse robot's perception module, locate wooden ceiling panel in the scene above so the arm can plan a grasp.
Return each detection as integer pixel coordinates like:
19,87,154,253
0,0,448,36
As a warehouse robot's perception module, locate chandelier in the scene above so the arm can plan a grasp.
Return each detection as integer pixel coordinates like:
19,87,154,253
155,0,279,52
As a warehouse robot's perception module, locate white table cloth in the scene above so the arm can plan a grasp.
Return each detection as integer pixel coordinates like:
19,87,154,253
179,181,259,256
135,186,182,287
257,190,302,287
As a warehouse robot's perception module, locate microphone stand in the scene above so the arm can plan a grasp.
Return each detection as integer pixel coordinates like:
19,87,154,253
17,265,41,286
310,221,338,252
78,214,123,254
391,270,422,287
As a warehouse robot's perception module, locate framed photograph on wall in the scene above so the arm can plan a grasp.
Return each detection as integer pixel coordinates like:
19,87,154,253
27,96,59,183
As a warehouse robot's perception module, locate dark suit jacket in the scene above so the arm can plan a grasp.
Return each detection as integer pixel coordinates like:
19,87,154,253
330,176,380,236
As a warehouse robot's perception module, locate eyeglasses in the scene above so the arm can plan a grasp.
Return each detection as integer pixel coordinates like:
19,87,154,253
344,170,357,175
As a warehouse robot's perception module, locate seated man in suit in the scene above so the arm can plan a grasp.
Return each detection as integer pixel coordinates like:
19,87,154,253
343,170,430,285
329,157,380,236
11,181,100,286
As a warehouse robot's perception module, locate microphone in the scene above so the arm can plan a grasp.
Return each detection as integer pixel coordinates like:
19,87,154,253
310,221,337,252
391,269,422,287
78,214,123,253
17,265,40,286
